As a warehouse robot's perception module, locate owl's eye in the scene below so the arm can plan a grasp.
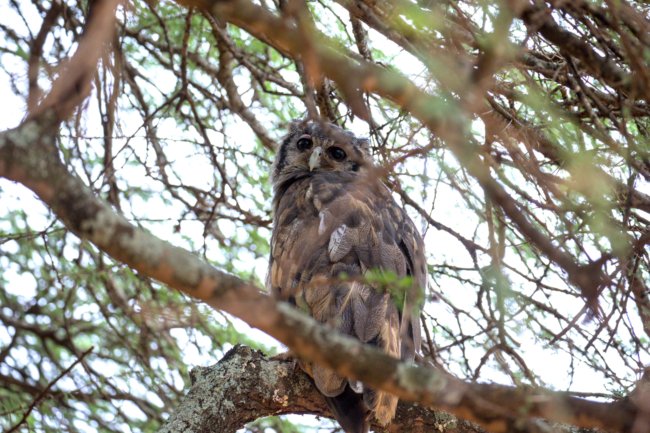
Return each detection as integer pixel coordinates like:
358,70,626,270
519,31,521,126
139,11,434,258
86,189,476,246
327,146,347,161
296,136,313,151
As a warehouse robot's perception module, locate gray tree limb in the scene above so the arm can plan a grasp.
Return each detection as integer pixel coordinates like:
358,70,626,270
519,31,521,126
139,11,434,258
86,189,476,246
160,345,614,433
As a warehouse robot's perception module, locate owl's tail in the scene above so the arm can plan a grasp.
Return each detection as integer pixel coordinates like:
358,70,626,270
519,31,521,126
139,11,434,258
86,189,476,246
324,385,370,433
367,309,402,426
364,388,398,427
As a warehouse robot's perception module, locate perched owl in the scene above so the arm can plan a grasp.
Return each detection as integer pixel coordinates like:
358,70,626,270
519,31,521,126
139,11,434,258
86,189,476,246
268,120,425,433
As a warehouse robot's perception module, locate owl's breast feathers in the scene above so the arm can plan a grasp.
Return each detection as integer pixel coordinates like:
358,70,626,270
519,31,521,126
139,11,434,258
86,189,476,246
269,170,424,431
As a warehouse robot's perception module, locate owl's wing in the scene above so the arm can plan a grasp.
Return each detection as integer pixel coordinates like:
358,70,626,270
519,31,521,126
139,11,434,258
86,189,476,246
313,171,424,352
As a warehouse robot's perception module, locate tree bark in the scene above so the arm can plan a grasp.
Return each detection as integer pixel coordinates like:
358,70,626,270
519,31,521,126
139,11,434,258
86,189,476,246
160,345,610,433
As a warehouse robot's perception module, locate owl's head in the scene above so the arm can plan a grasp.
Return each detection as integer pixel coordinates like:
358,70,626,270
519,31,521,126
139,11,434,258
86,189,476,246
272,120,371,186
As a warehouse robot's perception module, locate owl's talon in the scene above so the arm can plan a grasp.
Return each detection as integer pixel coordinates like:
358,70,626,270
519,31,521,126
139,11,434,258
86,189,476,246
271,351,301,372
271,350,295,362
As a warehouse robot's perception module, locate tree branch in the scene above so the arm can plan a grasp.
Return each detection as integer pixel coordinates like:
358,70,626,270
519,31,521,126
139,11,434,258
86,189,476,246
513,1,645,102
161,345,610,433
5,346,93,433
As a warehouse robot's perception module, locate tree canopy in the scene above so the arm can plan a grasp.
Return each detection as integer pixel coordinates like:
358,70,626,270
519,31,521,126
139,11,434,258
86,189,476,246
0,0,649,432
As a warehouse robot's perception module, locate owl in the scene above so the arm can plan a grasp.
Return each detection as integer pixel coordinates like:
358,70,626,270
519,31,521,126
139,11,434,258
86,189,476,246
268,120,425,433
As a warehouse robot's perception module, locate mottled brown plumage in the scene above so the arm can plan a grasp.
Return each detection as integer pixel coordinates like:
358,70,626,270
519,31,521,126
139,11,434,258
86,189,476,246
268,120,425,433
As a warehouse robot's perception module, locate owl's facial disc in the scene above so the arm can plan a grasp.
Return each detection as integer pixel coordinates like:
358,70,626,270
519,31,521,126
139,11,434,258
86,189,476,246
309,147,323,171
272,121,372,184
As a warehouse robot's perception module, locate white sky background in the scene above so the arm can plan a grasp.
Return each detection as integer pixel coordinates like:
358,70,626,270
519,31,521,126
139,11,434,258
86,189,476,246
0,1,648,432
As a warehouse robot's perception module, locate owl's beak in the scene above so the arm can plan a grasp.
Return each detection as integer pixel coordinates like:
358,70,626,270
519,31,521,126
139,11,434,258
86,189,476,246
309,147,323,171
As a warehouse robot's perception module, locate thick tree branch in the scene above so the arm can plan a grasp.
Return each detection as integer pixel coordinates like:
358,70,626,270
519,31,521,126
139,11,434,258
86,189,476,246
161,345,609,433
159,345,330,433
